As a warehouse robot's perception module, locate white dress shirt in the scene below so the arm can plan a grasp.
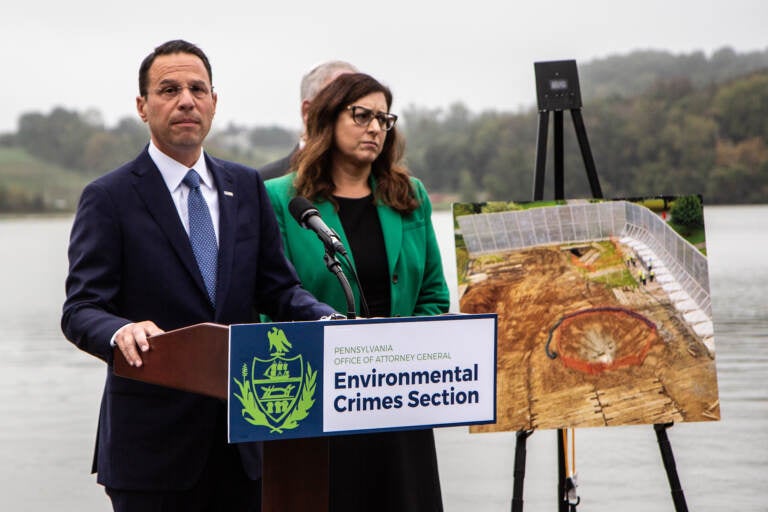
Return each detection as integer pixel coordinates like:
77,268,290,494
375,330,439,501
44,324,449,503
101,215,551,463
149,141,220,242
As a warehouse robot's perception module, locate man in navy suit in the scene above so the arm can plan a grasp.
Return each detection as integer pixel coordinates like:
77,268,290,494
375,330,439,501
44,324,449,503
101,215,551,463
61,39,336,512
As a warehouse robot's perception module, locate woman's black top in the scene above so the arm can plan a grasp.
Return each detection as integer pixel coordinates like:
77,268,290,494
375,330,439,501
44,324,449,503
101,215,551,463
329,193,443,512
335,194,391,318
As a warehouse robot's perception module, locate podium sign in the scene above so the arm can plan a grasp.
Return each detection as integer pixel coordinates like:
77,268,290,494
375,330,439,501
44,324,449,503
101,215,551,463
228,314,497,443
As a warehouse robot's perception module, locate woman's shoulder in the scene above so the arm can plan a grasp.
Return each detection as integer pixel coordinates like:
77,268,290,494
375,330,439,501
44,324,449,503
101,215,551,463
407,176,430,201
264,173,297,198
407,176,425,187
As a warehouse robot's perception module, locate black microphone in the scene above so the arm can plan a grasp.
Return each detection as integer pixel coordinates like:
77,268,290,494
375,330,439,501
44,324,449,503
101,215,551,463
288,196,347,256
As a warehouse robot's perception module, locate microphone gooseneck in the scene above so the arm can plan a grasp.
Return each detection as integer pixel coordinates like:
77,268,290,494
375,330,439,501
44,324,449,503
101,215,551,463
288,195,357,318
288,196,347,256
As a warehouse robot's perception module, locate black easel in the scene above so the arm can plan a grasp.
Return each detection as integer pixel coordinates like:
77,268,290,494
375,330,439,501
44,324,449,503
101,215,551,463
510,60,688,512
532,60,602,201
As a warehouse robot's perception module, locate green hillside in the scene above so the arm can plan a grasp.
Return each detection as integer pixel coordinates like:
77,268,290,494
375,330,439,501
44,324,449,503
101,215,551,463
0,147,92,212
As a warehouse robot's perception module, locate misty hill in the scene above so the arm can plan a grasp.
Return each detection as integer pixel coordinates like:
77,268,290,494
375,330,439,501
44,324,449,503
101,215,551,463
1,46,767,212
402,65,768,205
580,46,768,100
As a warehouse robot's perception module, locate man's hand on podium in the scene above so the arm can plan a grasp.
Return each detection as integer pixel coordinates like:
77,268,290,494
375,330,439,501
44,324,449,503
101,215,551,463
114,320,164,367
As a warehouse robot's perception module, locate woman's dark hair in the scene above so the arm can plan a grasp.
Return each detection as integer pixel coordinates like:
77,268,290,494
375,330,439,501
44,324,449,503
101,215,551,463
138,40,212,97
293,73,418,214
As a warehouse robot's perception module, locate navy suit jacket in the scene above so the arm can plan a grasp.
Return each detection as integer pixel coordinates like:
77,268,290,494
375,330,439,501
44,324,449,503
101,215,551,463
256,145,297,180
62,147,334,491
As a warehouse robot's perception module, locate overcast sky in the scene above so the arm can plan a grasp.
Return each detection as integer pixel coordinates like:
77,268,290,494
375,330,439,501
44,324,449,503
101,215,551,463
2,0,766,134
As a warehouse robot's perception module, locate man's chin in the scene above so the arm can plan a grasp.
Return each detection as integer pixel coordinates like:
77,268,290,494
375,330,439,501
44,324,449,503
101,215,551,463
170,135,205,148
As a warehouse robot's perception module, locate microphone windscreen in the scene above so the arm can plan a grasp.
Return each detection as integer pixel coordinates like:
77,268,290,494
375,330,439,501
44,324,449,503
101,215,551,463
288,196,316,226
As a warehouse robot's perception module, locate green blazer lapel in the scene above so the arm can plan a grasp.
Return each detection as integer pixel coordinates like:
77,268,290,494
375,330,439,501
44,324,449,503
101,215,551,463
377,202,402,278
315,200,355,266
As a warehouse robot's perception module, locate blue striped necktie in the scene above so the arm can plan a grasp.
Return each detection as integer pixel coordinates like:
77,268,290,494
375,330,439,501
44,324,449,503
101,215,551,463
182,169,217,306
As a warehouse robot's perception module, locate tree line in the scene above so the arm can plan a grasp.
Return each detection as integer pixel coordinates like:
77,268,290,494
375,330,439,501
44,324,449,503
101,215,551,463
1,47,767,212
403,68,768,204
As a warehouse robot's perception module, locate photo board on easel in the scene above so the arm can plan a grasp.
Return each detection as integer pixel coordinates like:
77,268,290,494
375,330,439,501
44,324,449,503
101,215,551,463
453,195,719,432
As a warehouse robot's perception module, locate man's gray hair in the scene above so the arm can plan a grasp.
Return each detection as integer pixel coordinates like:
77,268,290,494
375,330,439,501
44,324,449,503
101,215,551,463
300,60,358,101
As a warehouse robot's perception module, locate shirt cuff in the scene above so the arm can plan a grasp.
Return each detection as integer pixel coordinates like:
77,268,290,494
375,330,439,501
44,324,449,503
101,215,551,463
319,313,346,320
109,323,131,347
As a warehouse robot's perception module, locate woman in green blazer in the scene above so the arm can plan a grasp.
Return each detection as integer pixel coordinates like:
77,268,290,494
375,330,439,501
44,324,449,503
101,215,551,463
265,173,447,318
265,73,449,512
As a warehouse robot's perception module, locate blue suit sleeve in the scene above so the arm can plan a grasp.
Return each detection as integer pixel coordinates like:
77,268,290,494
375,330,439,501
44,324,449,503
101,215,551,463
61,181,132,364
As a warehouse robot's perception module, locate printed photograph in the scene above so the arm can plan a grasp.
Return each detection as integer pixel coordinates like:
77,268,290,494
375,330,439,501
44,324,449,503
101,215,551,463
454,195,719,431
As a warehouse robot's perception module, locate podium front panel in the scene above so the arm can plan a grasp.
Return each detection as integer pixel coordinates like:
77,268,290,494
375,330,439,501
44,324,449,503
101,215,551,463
228,314,496,443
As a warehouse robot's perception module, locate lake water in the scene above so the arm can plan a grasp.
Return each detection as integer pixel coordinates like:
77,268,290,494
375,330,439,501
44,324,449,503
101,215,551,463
1,206,766,511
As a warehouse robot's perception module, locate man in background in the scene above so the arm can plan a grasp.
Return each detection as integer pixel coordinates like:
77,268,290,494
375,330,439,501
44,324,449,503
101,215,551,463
61,39,336,512
258,60,357,179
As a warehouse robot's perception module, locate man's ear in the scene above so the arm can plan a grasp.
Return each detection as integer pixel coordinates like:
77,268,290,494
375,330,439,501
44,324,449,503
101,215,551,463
136,96,148,122
301,99,311,127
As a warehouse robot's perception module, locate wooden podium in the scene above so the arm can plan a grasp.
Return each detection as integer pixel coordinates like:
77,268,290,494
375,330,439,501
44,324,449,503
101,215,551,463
113,323,329,512
114,315,497,511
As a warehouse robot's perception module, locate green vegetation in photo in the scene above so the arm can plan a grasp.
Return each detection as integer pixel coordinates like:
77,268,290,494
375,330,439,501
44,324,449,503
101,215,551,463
591,268,638,289
523,200,561,209
636,198,667,211
481,201,516,214
670,195,705,237
454,234,469,284
570,241,638,289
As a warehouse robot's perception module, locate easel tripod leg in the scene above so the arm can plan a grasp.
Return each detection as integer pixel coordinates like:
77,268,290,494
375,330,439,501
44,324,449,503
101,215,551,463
557,429,568,512
553,111,565,200
569,109,603,199
654,423,689,512
533,111,549,201
511,430,533,512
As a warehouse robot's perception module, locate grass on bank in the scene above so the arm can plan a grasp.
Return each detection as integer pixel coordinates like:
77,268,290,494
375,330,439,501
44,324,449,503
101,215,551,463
0,147,94,211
